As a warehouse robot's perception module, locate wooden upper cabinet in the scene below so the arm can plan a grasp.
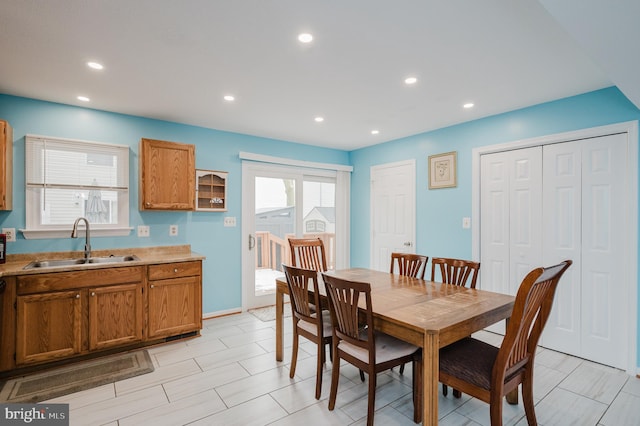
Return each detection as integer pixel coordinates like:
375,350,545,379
139,138,195,210
0,119,13,210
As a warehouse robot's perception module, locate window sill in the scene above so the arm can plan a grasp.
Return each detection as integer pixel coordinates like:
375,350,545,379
20,227,133,240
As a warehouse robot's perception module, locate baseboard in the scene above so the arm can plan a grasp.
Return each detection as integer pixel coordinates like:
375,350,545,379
203,307,242,320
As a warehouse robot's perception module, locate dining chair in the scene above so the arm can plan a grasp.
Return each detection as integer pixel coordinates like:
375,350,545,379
288,237,328,272
389,252,428,280
431,257,480,289
282,264,333,400
321,273,422,426
438,260,572,426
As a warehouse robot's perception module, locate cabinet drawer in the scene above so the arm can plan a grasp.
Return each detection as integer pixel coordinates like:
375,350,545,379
148,261,201,280
17,266,144,295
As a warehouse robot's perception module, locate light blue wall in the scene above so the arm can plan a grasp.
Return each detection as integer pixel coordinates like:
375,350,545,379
348,86,640,367
3,87,640,365
0,94,350,314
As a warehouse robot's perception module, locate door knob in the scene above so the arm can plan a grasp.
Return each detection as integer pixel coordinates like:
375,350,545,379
403,242,412,247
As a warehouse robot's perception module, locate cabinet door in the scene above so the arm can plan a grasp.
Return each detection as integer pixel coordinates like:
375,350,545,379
140,138,195,210
0,119,13,210
148,276,202,339
16,290,82,365
89,283,144,350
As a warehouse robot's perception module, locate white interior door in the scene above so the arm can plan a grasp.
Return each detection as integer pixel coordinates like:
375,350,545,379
542,134,628,369
370,160,416,272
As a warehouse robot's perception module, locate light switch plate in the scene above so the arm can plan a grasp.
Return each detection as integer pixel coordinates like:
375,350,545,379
169,225,178,236
137,225,150,237
462,217,471,229
224,217,236,227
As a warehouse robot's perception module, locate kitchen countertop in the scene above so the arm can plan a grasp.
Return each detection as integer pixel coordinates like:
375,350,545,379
0,245,205,276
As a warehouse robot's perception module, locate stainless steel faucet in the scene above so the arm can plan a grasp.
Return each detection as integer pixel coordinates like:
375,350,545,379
71,217,92,259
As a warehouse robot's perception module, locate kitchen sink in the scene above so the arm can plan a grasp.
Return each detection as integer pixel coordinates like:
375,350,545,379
23,255,140,270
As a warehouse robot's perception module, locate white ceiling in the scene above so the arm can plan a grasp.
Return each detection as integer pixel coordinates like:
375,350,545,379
0,1,635,151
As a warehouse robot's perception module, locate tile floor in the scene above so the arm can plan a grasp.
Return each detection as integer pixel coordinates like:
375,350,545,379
46,312,640,426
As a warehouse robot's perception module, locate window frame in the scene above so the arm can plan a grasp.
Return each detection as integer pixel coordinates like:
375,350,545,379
21,134,132,239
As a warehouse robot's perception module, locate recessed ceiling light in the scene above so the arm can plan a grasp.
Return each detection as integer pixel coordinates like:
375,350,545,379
314,116,324,123
463,103,474,109
223,95,235,101
87,61,103,70
77,96,90,102
298,33,313,43
404,77,418,85
371,130,380,135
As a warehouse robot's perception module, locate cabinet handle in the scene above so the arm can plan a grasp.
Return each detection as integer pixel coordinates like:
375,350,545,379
150,284,155,288
174,268,178,273
91,292,96,297
75,294,81,299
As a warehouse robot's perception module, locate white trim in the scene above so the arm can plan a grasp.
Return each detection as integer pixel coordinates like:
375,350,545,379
472,120,638,375
239,151,353,172
203,308,242,319
370,159,416,269
26,133,130,149
20,227,133,239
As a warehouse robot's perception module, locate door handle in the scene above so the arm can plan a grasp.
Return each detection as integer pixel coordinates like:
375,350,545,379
248,234,256,250
403,241,412,247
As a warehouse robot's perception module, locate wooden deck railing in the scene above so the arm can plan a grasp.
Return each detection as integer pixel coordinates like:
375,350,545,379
255,232,335,271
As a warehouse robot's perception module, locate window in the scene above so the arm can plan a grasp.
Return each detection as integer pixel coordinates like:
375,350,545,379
23,135,130,239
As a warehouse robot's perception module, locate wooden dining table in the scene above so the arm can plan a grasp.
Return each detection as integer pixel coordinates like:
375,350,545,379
275,268,515,425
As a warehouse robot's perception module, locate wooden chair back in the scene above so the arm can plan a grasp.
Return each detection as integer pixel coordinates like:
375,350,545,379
390,253,428,280
431,257,480,288
322,274,374,357
288,237,328,272
282,264,322,326
497,260,572,385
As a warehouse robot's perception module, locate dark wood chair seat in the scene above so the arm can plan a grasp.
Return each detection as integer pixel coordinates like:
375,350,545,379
438,260,572,426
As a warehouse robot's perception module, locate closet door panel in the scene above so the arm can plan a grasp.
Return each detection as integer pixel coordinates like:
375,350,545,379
542,141,582,353
580,134,627,368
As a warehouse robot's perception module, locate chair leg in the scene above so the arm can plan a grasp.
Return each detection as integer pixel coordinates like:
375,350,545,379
489,393,504,426
359,369,365,382
522,369,538,425
289,330,299,379
328,356,340,411
453,388,461,398
399,363,405,375
412,358,423,423
442,383,448,396
366,370,376,426
315,340,323,400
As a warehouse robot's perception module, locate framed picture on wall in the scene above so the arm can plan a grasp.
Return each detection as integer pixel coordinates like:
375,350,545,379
428,151,457,189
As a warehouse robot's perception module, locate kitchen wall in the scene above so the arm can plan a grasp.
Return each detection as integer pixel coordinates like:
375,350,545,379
0,94,350,315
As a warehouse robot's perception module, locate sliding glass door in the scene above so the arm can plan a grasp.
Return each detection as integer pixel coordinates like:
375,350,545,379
242,162,337,310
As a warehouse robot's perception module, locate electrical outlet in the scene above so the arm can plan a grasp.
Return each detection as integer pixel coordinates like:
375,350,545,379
169,224,178,236
2,228,16,242
137,225,150,237
224,216,236,227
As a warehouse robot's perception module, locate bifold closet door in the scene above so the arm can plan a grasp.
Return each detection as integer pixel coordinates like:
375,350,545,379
542,134,627,369
479,147,542,332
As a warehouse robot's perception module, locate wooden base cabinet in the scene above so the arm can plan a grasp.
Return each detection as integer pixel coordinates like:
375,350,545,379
4,260,202,372
15,266,144,366
147,261,202,339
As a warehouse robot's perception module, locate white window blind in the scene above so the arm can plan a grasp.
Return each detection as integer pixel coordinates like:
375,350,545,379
23,135,131,239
